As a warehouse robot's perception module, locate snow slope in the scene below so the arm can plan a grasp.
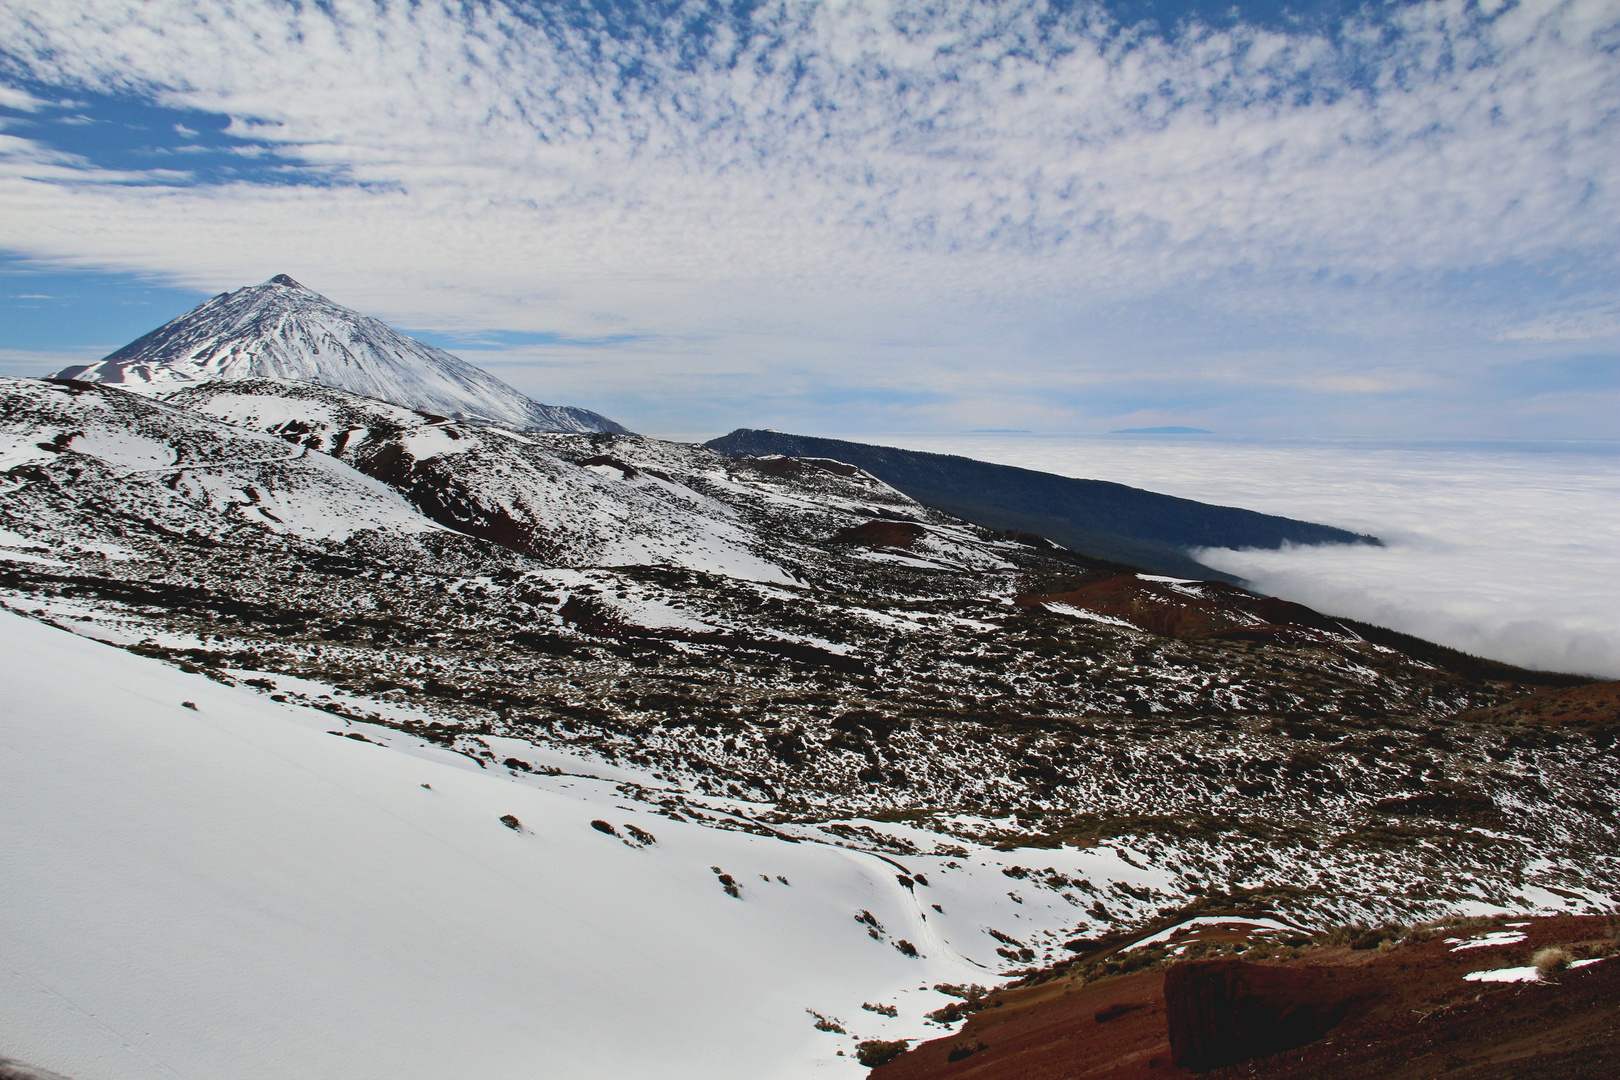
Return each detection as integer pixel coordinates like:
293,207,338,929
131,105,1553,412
52,275,628,434
3,607,1190,1080
0,608,941,1079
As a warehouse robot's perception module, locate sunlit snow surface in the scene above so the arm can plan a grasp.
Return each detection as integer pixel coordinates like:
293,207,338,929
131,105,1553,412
1447,930,1528,950
1463,958,1606,984
872,434,1620,678
0,608,1179,1080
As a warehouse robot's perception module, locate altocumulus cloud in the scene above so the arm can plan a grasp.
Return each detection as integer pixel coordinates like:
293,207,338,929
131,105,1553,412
0,0,1617,435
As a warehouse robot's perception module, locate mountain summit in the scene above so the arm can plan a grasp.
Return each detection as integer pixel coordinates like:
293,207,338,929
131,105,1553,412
53,275,629,434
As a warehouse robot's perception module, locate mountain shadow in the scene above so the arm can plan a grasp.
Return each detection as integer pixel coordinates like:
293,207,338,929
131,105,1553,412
705,430,1379,582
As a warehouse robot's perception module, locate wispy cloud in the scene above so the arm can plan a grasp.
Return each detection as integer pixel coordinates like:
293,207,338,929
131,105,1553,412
0,0,1616,435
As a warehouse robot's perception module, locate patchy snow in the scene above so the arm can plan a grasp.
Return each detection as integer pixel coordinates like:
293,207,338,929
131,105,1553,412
1463,958,1605,984
1041,603,1141,631
1,379,444,545
0,548,68,567
1464,965,1542,983
398,424,469,459
1130,915,1301,949
1446,931,1528,950
62,430,178,471
171,381,802,586
0,433,54,472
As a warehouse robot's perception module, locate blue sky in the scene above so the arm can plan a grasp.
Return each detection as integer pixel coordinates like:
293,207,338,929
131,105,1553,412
2,0,1617,439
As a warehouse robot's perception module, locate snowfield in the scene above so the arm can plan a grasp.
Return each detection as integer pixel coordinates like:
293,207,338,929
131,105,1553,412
0,607,1168,1080
0,608,900,1078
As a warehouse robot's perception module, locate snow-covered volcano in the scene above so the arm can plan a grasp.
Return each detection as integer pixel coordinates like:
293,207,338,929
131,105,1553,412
53,275,629,434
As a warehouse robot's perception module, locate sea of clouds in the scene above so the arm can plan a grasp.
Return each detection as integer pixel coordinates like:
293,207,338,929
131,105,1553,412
876,434,1620,679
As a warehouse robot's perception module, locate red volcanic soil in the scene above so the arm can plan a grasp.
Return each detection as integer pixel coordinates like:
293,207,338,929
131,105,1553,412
836,519,928,550
1455,681,1620,728
1014,573,1343,642
870,915,1619,1080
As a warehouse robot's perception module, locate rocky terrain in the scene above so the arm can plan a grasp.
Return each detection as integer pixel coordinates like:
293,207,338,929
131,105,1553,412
2,372,1614,967
867,912,1620,1078
3,289,1616,1077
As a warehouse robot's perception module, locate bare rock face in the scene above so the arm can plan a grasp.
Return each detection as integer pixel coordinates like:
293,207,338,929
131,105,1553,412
1164,959,1360,1071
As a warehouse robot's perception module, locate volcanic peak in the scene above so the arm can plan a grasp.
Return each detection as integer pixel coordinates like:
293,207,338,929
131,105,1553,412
52,275,627,435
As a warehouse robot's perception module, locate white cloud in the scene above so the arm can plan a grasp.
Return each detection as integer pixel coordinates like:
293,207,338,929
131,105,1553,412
884,432,1620,678
0,85,52,111
0,0,1617,433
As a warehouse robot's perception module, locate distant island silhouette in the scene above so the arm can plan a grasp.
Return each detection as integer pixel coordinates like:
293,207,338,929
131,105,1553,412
1111,426,1213,434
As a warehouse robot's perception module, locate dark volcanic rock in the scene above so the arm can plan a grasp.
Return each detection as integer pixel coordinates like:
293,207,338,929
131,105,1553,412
1164,959,1359,1071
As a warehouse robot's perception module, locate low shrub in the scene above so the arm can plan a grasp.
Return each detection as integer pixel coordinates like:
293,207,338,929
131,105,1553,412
806,1009,845,1033
1533,947,1571,976
855,1040,909,1067
933,983,988,1000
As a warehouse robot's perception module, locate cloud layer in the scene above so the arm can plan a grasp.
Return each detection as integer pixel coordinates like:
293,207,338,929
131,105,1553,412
1,0,1618,435
891,432,1620,678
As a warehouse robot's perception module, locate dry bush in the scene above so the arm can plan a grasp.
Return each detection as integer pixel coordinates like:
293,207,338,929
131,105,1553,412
1317,924,1359,948
805,1009,845,1034
1533,947,1571,976
855,1040,909,1067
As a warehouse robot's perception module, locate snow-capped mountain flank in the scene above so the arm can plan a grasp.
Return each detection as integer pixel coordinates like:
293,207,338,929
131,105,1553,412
52,274,629,435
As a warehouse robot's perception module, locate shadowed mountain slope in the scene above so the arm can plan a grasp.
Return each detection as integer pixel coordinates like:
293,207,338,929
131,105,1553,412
705,430,1378,581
